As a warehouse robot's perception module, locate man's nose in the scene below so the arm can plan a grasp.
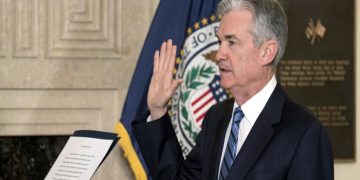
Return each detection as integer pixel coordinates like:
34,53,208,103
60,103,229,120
215,44,226,63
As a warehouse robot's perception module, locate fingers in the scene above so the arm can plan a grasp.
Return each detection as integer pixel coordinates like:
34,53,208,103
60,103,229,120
153,39,179,82
159,42,166,70
165,39,172,65
157,39,176,71
170,79,183,94
167,44,177,73
153,50,159,74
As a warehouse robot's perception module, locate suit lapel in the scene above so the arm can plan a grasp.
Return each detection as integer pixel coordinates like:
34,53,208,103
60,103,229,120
208,99,234,180
227,85,286,180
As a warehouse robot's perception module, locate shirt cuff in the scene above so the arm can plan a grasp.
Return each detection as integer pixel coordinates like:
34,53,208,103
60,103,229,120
146,115,153,122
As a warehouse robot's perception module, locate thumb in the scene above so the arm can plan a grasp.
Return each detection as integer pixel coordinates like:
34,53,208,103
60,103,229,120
169,79,183,94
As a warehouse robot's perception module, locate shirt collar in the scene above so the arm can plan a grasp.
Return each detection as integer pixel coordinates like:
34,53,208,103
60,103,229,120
233,75,277,125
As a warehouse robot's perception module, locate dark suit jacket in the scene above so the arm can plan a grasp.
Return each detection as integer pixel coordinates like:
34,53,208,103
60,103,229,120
133,84,334,180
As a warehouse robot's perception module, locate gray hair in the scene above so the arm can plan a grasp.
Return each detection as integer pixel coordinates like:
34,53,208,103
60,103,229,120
217,0,288,69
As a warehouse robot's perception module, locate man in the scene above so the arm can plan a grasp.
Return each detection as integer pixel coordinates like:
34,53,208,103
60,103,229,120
133,0,334,179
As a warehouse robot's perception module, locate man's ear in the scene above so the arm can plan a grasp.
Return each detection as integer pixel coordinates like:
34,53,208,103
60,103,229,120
260,40,278,65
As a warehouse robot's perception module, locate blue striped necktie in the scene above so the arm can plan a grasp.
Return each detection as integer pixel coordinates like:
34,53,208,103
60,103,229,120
219,107,244,180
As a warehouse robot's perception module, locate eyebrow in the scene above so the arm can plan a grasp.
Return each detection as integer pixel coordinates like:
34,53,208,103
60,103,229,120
216,34,240,42
225,34,240,41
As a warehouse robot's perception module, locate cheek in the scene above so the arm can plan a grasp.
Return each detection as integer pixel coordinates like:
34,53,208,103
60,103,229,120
232,58,258,80
231,59,247,76
228,48,260,79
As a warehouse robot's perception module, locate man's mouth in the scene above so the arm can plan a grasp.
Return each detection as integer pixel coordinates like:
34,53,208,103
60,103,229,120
219,67,231,73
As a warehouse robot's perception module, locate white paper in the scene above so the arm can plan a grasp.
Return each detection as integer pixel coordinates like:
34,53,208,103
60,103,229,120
45,136,113,180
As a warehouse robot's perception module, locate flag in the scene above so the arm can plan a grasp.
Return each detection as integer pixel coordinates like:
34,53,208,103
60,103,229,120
115,0,228,179
190,76,228,126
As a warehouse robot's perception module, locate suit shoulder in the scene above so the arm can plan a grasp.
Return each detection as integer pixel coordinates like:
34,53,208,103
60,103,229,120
202,98,233,127
281,98,323,129
208,98,234,112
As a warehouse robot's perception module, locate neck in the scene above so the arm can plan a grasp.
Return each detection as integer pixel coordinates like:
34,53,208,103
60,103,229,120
232,71,274,106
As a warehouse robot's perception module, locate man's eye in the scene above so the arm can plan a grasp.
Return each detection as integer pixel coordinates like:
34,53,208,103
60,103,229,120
229,40,235,46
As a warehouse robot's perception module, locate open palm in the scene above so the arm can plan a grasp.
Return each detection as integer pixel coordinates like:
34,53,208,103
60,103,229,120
147,39,182,120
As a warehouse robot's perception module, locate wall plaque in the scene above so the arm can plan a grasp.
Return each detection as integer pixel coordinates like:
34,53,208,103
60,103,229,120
279,0,355,160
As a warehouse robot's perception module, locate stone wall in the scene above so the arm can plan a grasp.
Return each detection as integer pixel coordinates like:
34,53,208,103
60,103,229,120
0,0,159,179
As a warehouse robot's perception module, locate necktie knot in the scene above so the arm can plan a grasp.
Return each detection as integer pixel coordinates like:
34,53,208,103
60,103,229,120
233,107,244,123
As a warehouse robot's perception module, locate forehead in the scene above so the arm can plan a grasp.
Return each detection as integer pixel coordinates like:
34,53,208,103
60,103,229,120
217,8,254,37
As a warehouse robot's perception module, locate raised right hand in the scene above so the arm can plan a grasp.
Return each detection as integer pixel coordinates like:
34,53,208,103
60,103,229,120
147,39,183,120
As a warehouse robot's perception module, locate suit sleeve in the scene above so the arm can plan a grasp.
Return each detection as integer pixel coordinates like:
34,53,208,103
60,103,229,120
133,113,203,180
287,121,334,180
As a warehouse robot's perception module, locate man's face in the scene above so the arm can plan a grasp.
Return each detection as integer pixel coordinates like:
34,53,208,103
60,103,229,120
216,8,265,93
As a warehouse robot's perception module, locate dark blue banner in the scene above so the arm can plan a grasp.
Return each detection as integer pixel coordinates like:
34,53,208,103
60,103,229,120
116,0,221,179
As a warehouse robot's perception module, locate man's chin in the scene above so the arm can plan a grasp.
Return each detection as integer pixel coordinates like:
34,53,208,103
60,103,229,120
220,81,231,90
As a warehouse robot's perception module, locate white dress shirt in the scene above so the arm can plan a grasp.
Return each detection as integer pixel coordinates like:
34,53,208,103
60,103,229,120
218,75,277,177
